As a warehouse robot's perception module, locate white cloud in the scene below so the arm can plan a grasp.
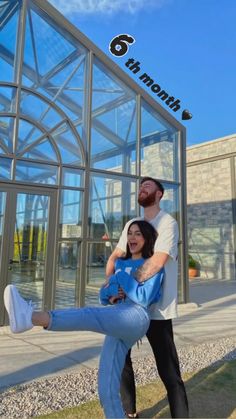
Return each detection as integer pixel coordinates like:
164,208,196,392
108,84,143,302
48,0,168,15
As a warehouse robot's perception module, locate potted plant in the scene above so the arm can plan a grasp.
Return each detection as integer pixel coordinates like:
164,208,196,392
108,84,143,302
188,254,200,278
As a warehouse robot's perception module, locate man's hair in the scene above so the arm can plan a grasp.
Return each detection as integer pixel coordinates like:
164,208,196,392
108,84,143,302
140,177,164,198
123,220,157,260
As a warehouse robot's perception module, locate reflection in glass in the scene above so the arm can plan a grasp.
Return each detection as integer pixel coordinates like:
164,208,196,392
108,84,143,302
141,100,179,181
15,161,58,184
55,241,80,308
0,157,12,179
10,192,49,310
26,5,76,76
0,86,17,112
0,116,15,153
20,91,63,130
91,58,137,174
62,167,83,188
85,242,113,306
17,118,45,153
89,174,137,240
160,183,179,220
0,1,19,82
21,138,59,162
0,191,6,261
51,122,84,165
49,56,86,129
60,190,82,238
22,2,88,144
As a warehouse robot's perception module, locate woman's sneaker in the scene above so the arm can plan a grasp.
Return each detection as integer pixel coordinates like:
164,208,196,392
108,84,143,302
4,285,33,333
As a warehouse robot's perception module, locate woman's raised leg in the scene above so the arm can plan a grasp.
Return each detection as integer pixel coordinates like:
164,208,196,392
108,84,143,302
4,285,149,342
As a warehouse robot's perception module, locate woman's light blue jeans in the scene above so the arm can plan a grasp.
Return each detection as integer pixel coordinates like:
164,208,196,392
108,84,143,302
47,302,150,418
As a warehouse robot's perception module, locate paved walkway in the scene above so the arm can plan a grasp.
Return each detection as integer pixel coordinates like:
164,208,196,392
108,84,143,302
0,279,235,391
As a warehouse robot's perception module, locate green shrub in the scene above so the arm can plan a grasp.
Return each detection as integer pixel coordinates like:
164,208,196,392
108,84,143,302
188,254,198,269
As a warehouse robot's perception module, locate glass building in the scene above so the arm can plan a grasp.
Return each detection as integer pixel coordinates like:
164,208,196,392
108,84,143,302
0,0,188,325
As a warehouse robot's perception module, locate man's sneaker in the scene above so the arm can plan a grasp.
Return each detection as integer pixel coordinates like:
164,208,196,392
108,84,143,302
4,285,33,333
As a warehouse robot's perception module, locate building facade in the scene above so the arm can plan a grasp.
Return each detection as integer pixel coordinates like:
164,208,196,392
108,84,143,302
0,0,188,325
187,134,236,280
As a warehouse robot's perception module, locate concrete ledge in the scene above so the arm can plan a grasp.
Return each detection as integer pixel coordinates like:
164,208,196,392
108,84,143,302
177,302,200,316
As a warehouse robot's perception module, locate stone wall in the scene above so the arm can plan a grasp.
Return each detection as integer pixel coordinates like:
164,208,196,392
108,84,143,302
187,134,236,280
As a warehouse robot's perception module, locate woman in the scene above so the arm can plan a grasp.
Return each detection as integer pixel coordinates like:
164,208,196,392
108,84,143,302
4,221,164,419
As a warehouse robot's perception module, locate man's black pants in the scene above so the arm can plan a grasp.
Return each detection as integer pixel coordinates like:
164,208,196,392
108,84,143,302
120,319,189,418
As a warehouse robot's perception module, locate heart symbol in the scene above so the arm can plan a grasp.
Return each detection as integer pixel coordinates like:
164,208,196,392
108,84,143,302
182,109,192,120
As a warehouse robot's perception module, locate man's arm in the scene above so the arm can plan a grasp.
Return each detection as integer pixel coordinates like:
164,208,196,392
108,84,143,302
106,247,125,277
134,217,178,282
133,252,169,282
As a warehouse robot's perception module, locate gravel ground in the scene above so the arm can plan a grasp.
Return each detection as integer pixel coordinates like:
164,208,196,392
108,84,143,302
0,336,236,418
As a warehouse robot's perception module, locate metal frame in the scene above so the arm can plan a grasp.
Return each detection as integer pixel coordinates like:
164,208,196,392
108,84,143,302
0,0,189,315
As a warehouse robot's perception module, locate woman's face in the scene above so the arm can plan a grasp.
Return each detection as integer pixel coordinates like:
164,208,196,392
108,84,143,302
127,224,145,258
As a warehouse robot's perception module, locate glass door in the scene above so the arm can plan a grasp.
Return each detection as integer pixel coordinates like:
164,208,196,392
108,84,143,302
0,185,57,325
0,192,6,263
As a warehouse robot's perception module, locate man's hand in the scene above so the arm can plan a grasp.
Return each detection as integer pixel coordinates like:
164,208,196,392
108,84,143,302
109,296,120,304
108,287,126,304
118,287,126,300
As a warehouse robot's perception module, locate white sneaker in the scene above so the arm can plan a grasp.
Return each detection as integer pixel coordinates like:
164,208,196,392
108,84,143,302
4,285,33,333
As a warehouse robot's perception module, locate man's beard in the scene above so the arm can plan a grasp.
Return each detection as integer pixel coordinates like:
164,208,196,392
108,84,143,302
138,190,156,207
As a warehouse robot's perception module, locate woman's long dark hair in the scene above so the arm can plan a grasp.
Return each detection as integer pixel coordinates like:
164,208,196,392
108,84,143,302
123,220,157,259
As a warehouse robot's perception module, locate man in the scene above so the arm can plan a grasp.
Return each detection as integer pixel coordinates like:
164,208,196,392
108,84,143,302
106,177,189,418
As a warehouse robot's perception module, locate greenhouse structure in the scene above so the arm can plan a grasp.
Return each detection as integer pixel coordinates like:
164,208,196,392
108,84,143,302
0,0,188,325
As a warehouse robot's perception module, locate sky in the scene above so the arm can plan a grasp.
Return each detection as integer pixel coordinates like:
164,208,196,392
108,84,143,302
48,0,236,146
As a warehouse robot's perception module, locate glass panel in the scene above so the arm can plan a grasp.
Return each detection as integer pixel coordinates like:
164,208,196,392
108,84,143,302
0,191,6,260
17,118,44,153
27,7,76,75
22,3,88,146
160,183,179,220
10,193,49,310
0,85,17,112
85,242,113,306
51,122,84,165
15,161,58,184
60,190,82,238
92,59,126,109
21,138,59,162
49,56,87,131
0,116,15,153
89,174,137,240
0,1,19,82
20,91,63,130
91,58,137,174
55,241,80,309
141,100,179,181
0,157,12,179
62,167,83,188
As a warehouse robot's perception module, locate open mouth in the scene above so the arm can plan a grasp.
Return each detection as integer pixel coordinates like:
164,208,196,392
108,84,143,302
128,242,138,250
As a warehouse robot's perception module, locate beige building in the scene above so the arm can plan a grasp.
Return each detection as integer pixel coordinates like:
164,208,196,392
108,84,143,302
187,134,236,280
